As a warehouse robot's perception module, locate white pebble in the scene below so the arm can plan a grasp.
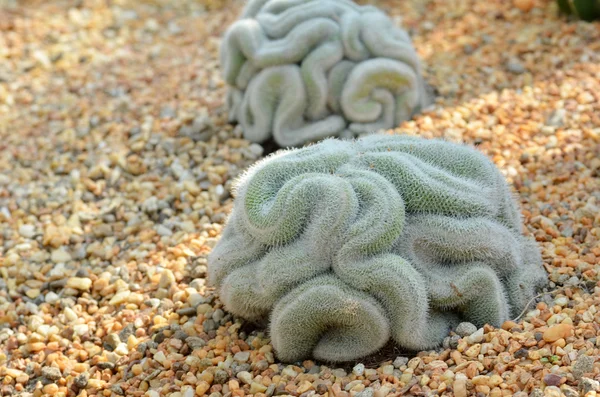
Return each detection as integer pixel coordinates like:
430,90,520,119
19,225,36,238
73,324,89,336
45,292,59,304
353,363,365,376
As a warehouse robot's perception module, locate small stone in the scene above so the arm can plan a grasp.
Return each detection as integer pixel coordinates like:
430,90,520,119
73,324,89,335
381,365,394,375
281,366,298,378
159,269,176,289
234,351,250,363
580,378,600,394
455,322,477,337
546,109,566,127
393,356,409,368
543,386,561,397
66,277,92,291
104,333,121,351
513,0,534,12
237,370,252,384
543,324,573,343
97,362,115,370
573,355,595,380
466,328,485,344
131,364,143,376
186,336,206,350
464,343,482,358
188,292,204,307
51,248,72,263
214,370,229,384
356,387,374,397
154,351,168,367
543,373,563,387
109,290,131,306
454,375,467,397
159,106,176,119
353,363,365,376
529,389,543,397
156,224,173,236
74,373,88,388
114,343,129,355
250,382,268,394
561,385,579,397
19,224,36,238
181,386,195,397
41,366,62,381
506,59,525,74
514,348,529,359
45,292,60,304
43,384,59,394
196,382,210,396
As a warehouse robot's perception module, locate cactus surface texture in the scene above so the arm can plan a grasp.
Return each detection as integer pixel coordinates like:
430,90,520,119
220,0,430,147
208,134,547,362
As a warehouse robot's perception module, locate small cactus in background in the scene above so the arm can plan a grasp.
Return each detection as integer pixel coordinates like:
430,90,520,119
208,134,547,362
219,0,430,147
557,0,600,21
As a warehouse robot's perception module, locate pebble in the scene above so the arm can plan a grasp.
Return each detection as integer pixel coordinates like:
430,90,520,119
572,355,595,380
73,324,89,336
236,370,253,384
353,363,365,376
51,248,72,263
543,324,573,342
159,269,176,289
543,373,563,387
41,366,62,381
18,225,36,238
233,351,250,363
66,277,92,291
580,378,600,394
506,59,526,74
455,322,477,337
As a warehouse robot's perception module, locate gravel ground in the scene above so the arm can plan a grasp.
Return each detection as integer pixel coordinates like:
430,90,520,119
1,0,599,396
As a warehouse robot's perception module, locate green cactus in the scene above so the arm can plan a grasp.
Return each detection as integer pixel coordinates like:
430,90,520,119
220,0,431,147
208,134,547,362
557,0,600,21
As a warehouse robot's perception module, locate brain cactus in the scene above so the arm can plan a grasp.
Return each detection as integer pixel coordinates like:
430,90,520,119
208,134,547,362
220,0,431,147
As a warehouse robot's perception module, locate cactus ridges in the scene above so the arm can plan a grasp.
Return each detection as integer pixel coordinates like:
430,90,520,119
208,134,547,362
220,0,430,146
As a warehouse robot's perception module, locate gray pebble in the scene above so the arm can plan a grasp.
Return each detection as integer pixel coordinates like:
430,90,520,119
506,59,526,74
573,355,595,380
352,363,365,376
74,373,88,389
185,336,206,350
41,366,62,381
529,388,543,397
393,356,409,368
580,378,600,394
203,319,217,332
455,322,477,337
356,387,374,397
214,369,229,384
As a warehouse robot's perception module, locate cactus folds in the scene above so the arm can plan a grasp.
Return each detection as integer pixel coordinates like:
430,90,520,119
208,134,547,362
220,0,430,147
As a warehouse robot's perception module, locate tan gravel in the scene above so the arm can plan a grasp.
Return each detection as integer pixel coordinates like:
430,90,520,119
0,1,599,397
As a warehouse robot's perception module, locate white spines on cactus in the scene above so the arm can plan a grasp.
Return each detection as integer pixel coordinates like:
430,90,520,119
207,134,547,362
220,0,431,147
